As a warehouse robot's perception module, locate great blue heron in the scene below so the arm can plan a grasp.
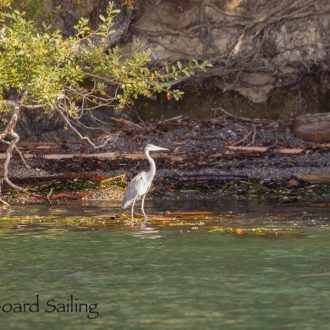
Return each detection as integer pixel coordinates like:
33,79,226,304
122,144,169,221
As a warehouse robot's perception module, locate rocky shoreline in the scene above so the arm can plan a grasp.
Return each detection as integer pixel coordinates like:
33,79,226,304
1,115,329,204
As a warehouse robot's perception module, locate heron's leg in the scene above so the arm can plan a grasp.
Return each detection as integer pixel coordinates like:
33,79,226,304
131,197,137,222
141,194,148,221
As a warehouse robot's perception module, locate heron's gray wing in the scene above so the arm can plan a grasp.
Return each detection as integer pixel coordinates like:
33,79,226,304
122,172,146,208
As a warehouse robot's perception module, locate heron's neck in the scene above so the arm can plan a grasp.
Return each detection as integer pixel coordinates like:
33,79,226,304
145,149,156,178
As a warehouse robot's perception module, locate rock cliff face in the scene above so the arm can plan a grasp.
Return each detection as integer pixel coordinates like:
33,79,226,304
10,0,330,142
48,0,330,106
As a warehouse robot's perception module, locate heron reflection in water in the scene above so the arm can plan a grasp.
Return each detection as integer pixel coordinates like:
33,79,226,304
122,144,169,221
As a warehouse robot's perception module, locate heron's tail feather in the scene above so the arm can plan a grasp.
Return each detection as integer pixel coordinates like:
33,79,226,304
122,199,132,209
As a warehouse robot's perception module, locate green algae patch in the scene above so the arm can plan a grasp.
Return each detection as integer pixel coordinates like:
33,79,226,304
2,175,330,205
206,225,304,238
2,175,127,204
0,213,307,239
25,174,127,195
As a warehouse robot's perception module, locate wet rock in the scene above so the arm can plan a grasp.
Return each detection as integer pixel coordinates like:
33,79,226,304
293,113,330,142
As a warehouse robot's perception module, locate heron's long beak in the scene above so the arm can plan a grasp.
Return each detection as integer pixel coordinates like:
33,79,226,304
148,145,170,152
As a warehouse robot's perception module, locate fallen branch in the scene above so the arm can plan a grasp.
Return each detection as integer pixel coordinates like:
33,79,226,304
231,129,253,146
176,174,249,182
227,146,304,154
48,192,96,200
0,143,329,162
0,151,185,161
12,172,106,185
162,115,184,123
226,144,330,154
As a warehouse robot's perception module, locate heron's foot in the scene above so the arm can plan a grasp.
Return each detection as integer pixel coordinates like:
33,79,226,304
125,216,144,226
140,221,147,229
125,216,136,226
141,211,148,221
124,219,134,226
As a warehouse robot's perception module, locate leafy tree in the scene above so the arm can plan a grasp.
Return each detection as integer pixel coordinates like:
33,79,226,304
0,1,210,205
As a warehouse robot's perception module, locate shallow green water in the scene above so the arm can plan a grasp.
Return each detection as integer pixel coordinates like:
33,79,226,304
0,200,329,329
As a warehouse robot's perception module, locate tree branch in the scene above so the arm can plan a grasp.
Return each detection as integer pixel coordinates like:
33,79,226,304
57,104,112,149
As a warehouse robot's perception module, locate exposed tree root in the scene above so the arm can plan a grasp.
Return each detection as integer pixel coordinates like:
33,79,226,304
0,93,49,205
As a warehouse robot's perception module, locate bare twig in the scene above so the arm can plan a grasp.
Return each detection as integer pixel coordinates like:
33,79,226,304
56,96,113,148
60,110,113,148
213,106,269,124
250,124,257,145
163,115,183,123
22,104,47,109
14,146,31,169
231,130,253,146
135,113,148,128
47,188,54,204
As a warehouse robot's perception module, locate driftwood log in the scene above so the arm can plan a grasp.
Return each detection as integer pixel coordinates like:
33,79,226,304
293,173,330,184
293,113,330,143
1,142,329,161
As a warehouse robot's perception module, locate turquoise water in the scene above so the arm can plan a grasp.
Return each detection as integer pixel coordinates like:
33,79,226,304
0,200,329,329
